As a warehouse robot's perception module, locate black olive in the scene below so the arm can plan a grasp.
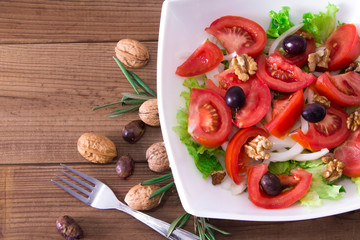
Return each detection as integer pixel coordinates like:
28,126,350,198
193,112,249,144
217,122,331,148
301,103,326,123
122,120,146,143
225,86,246,111
260,172,282,196
283,34,307,55
115,155,135,179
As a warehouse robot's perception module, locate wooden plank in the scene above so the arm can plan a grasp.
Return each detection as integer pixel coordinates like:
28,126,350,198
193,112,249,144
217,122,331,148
0,42,162,164
2,164,360,239
0,0,163,44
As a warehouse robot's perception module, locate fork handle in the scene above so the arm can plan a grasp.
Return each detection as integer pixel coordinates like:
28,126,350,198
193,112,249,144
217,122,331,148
115,202,199,240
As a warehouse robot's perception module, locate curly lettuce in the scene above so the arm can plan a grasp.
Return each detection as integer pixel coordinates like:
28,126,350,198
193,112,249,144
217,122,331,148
302,3,339,43
173,77,224,179
267,6,294,38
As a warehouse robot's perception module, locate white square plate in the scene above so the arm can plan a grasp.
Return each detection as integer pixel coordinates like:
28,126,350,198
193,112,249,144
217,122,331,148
157,0,360,221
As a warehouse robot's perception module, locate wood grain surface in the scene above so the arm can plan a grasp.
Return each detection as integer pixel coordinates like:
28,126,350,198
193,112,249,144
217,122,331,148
1,1,360,240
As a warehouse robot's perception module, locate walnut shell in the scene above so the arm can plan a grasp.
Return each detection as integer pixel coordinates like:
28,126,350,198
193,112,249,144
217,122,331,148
139,99,160,127
77,133,117,164
146,142,170,173
115,39,149,68
124,184,161,210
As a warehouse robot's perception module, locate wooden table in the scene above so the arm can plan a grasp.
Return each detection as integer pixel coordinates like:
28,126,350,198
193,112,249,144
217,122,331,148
1,1,360,239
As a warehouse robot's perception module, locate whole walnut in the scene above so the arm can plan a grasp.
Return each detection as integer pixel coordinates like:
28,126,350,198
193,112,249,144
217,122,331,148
146,142,170,173
139,99,160,127
77,133,117,164
115,39,149,68
124,184,161,210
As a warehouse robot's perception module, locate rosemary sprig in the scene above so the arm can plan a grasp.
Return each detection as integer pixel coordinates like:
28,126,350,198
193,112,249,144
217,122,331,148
113,56,140,94
166,212,190,237
106,105,141,117
149,181,175,199
127,70,157,97
121,92,154,100
141,173,173,185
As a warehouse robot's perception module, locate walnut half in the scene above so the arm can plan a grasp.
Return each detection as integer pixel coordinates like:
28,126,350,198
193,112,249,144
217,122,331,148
347,108,360,132
244,135,272,160
308,48,331,72
321,155,345,182
231,54,257,81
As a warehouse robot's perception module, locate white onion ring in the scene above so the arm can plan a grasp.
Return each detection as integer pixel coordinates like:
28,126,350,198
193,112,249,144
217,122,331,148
300,116,309,134
269,143,304,162
269,23,304,55
292,148,329,161
268,135,297,150
223,51,237,61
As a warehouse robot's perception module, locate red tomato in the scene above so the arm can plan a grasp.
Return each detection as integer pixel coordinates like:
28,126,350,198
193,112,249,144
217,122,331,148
176,40,223,77
273,30,316,67
264,90,304,139
204,79,226,98
314,71,360,107
205,15,267,57
325,24,360,71
334,128,360,177
256,54,316,92
216,69,271,128
225,127,269,185
247,163,312,209
188,88,231,148
289,105,350,151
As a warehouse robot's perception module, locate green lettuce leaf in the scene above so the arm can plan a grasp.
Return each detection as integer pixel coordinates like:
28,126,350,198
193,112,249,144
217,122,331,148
351,177,360,197
302,3,339,43
173,77,224,179
300,190,323,208
267,6,294,38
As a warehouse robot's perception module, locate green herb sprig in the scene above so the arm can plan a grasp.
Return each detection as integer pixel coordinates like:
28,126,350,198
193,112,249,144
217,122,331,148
93,57,156,117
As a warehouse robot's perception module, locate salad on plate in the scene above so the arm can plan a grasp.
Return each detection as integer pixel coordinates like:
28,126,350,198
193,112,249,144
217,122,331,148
173,3,360,210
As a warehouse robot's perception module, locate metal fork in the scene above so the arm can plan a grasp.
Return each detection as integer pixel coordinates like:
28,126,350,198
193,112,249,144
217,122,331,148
51,164,199,240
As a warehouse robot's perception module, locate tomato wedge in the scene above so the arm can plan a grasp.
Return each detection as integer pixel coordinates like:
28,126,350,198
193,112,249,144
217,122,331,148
273,30,316,67
176,40,223,77
314,71,360,107
216,68,271,128
325,24,360,71
225,127,269,185
289,105,350,151
264,90,304,139
334,128,360,177
204,79,226,98
205,15,266,57
188,88,231,148
256,54,316,92
247,163,312,209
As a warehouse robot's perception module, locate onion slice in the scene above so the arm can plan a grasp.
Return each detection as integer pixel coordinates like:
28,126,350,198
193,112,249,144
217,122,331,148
269,143,304,162
223,51,237,61
269,23,304,55
292,148,329,161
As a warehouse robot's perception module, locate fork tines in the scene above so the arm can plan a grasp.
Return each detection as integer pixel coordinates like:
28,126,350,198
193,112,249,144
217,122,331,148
51,164,96,204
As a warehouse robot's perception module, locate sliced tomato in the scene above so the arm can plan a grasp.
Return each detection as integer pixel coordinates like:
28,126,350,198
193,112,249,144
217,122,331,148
256,54,316,92
325,24,360,71
289,105,350,151
176,40,223,77
216,69,271,128
247,163,312,209
204,79,226,98
273,30,316,67
314,71,360,107
205,15,266,57
334,128,360,177
188,88,231,148
264,90,304,139
225,127,269,185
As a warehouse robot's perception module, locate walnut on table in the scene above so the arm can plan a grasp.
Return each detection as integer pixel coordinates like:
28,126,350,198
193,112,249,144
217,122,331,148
244,135,272,161
321,155,345,182
231,54,257,81
308,48,331,72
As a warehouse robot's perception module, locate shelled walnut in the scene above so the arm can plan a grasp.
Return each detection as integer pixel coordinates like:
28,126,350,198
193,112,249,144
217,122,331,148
244,135,272,160
231,54,257,81
321,155,345,182
347,108,360,131
308,48,331,72
115,39,149,68
345,62,360,72
313,94,331,108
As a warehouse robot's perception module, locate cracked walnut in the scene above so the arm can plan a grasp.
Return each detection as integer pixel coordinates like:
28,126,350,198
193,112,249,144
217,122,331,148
244,135,272,160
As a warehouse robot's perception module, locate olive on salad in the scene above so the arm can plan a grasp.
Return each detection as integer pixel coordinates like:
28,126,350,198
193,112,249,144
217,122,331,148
301,103,327,123
282,34,307,55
